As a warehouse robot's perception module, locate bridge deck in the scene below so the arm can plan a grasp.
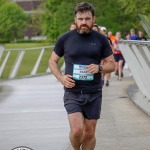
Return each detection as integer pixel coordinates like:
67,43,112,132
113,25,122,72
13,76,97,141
0,70,150,150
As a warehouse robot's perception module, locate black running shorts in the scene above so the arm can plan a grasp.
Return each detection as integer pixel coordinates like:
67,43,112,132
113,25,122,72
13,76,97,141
114,54,124,62
63,91,102,119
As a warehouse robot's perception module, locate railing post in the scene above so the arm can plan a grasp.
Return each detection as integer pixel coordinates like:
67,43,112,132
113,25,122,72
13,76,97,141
0,44,5,61
0,51,11,77
9,51,25,79
30,48,45,76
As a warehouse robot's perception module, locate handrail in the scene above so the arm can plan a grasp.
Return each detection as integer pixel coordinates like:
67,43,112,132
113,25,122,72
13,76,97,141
119,40,150,45
118,40,150,99
5,45,55,51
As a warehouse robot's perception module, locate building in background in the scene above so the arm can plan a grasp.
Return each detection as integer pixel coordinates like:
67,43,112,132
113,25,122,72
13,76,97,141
13,0,42,14
10,0,45,38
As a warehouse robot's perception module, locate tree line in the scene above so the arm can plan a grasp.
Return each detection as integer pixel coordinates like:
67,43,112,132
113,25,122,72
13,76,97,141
0,0,149,42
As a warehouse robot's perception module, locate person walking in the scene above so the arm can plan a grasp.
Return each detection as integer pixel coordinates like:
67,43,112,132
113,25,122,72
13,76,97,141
49,2,115,150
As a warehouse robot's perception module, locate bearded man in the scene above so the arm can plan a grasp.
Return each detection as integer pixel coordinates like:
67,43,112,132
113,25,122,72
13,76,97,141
49,2,115,150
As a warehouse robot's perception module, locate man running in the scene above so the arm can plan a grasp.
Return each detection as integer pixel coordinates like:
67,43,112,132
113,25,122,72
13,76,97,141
49,2,115,150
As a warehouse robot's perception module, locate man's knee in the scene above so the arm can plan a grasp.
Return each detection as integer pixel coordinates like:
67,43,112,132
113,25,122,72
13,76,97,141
83,120,97,141
71,126,83,137
83,130,95,141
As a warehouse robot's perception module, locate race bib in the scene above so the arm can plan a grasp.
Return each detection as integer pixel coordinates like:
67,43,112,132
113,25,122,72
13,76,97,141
73,64,94,81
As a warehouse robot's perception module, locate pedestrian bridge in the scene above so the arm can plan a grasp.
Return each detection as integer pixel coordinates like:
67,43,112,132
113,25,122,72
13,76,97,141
0,42,150,150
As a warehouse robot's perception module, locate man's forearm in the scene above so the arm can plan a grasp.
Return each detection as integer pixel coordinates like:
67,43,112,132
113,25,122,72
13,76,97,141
102,61,115,74
49,60,63,81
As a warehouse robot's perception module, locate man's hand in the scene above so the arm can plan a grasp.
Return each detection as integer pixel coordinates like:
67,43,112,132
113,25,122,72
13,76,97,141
59,74,75,88
86,64,99,74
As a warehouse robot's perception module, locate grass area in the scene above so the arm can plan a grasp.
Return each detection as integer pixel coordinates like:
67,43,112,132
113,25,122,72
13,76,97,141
5,42,51,49
17,50,41,77
0,51,18,78
0,42,64,79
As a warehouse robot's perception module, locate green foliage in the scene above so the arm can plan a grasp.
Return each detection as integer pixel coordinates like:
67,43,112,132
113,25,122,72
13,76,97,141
118,0,150,16
39,0,150,40
41,0,60,43
0,0,6,6
0,2,29,41
29,13,42,36
117,0,150,21
5,42,50,49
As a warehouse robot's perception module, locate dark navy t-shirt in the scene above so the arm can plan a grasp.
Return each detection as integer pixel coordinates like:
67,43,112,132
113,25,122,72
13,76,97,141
54,29,113,92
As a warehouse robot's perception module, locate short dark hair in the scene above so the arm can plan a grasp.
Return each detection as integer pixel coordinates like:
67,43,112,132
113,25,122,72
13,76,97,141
138,29,143,32
74,2,95,16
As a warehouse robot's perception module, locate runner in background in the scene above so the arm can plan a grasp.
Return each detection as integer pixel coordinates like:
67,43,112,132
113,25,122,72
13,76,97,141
100,27,115,86
92,24,99,32
108,31,115,43
125,32,132,77
70,23,76,30
113,32,124,81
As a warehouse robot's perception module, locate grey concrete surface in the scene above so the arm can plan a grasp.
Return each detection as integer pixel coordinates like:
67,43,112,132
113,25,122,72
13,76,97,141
0,75,70,150
0,70,150,150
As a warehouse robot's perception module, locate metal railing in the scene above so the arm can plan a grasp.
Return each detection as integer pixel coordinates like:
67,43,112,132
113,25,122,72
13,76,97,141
139,14,150,38
0,45,54,79
0,44,4,61
119,40,150,99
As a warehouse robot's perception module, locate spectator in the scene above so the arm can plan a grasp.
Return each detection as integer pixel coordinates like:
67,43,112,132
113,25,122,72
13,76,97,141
136,30,147,41
130,28,138,40
125,33,131,40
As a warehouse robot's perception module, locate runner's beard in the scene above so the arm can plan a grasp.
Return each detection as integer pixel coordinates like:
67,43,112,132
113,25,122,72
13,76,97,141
76,24,92,34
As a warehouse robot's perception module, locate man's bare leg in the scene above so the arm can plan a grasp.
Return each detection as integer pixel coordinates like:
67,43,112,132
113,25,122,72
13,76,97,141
82,119,97,150
118,60,123,79
68,112,84,150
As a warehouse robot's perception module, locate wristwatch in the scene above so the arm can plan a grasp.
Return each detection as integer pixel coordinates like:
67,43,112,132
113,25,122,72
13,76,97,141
98,65,103,73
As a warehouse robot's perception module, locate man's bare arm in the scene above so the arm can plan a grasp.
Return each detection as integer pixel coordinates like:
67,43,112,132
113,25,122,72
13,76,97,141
86,54,115,74
49,51,63,81
49,51,75,88
102,54,116,73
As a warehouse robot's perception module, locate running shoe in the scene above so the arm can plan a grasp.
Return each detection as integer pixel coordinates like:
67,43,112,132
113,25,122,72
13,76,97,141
115,70,118,76
106,80,109,86
121,71,123,78
118,77,122,81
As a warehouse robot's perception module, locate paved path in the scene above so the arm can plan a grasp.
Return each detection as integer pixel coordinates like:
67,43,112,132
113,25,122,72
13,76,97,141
0,70,150,150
